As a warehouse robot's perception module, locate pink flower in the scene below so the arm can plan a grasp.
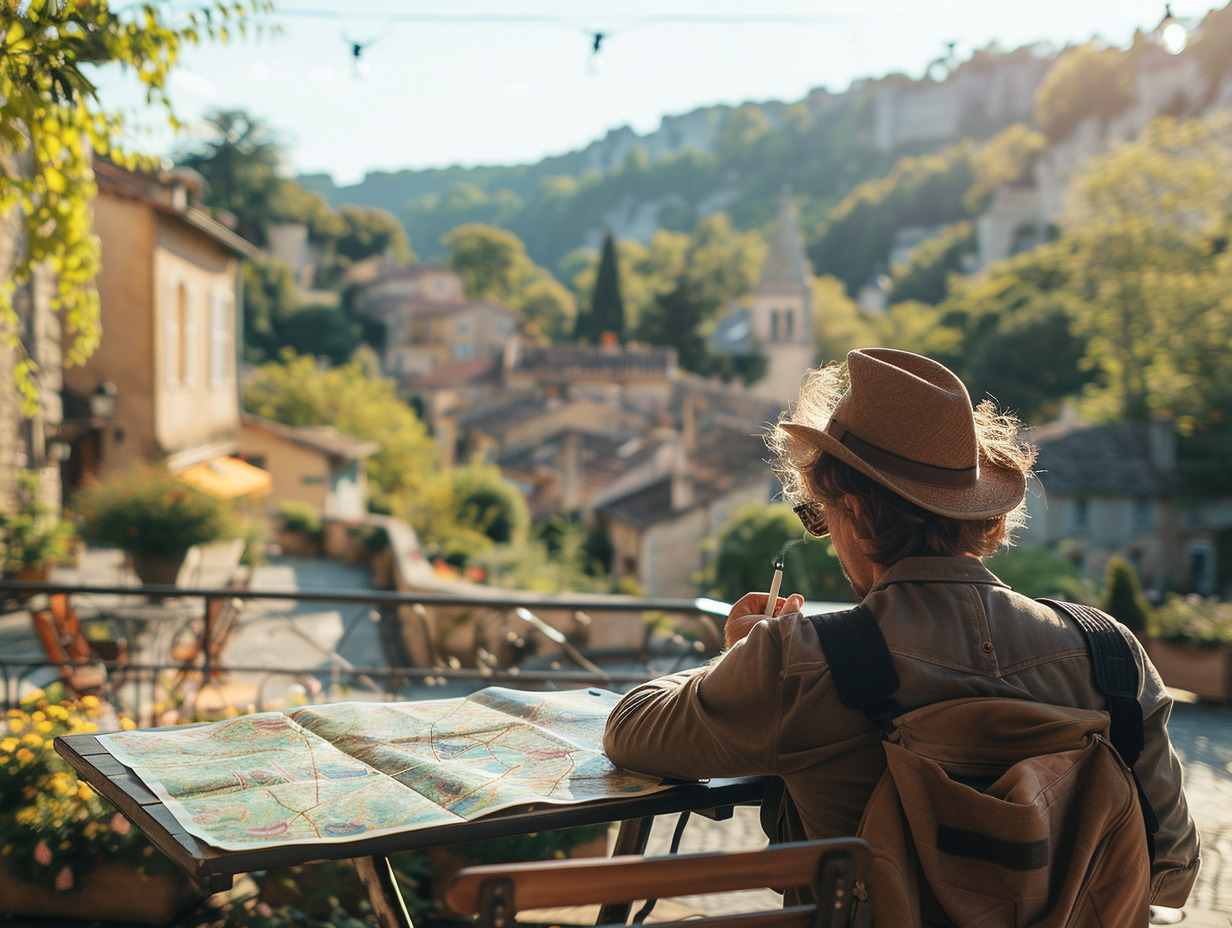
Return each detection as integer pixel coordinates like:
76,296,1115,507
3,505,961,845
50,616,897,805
33,840,52,865
55,866,74,890
110,813,130,835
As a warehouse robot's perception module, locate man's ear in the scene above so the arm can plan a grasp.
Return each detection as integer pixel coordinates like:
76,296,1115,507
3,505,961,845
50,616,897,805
841,494,869,541
843,494,862,520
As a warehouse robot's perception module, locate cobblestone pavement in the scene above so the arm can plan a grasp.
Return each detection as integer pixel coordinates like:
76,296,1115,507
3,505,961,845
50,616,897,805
638,697,1232,922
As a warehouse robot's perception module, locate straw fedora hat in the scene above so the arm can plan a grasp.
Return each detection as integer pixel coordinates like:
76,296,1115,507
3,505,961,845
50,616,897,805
780,348,1025,519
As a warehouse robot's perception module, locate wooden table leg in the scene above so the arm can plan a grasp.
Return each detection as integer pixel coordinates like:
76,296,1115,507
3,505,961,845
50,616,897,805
596,815,656,925
355,855,414,928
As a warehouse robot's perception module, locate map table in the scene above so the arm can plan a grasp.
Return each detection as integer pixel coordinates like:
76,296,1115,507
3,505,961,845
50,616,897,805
55,687,766,928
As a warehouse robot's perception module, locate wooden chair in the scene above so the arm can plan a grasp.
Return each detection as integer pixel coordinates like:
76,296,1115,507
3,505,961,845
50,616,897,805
30,593,110,697
445,838,872,928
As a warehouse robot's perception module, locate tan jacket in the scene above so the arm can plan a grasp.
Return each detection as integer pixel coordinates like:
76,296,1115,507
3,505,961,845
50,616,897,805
603,556,1200,906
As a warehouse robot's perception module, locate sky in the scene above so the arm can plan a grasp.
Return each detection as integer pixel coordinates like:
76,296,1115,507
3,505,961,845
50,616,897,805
96,1,1222,187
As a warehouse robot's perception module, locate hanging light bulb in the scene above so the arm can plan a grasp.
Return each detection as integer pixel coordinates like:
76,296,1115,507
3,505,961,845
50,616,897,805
586,31,605,74
1158,5,1188,55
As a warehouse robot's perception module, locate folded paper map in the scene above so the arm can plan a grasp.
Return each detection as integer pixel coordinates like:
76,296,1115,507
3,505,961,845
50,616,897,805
100,686,664,851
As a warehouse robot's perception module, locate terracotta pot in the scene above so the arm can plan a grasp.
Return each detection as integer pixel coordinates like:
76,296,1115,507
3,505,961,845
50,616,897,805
0,859,201,925
1145,638,1232,703
130,551,188,587
8,563,52,583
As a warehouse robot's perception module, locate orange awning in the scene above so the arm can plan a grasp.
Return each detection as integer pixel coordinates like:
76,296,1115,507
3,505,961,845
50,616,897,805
178,456,272,500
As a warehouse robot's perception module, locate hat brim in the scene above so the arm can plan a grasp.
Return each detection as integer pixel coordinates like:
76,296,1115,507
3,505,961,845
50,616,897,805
780,421,1025,519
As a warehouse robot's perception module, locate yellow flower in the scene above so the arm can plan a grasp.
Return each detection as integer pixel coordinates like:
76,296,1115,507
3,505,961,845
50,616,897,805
35,720,53,734
8,718,24,734
15,748,34,764
80,695,100,711
31,710,45,723
1,737,17,753
119,717,136,731
21,733,42,748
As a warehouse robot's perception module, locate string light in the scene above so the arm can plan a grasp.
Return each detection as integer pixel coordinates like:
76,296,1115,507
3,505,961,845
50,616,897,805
589,31,606,74
1158,5,1188,55
269,6,1195,71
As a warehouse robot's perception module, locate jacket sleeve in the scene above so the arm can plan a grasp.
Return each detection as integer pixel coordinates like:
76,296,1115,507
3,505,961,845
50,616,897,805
1134,642,1201,905
603,616,788,780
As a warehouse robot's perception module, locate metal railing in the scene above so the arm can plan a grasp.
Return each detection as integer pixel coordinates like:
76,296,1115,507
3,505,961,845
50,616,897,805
0,579,728,725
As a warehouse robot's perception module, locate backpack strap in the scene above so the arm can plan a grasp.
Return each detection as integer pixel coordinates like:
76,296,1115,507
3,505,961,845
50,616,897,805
807,604,902,733
1038,598,1161,858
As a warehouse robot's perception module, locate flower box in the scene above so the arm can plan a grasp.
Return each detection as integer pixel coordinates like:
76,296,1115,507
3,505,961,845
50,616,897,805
1145,638,1232,703
0,859,200,925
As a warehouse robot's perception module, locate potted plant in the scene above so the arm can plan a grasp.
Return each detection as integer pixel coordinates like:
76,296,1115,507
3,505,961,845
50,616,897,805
76,469,241,586
1145,595,1232,703
0,689,197,924
0,470,74,583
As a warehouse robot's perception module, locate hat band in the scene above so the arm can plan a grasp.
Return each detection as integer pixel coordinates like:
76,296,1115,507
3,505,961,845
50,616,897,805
827,421,978,489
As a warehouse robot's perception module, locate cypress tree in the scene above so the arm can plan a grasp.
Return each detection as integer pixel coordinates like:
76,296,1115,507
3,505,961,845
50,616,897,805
583,230,625,343
1099,555,1152,637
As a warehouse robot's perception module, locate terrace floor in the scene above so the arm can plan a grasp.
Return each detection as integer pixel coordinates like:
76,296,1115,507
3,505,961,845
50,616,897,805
4,550,1231,924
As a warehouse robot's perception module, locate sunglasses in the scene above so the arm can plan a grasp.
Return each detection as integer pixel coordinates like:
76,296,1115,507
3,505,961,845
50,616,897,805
793,501,829,537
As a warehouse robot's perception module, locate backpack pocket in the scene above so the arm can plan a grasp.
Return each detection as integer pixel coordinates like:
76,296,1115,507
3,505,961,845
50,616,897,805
859,698,1149,928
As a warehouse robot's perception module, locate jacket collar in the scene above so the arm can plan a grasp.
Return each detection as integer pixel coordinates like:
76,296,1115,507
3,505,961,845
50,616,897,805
869,555,1008,593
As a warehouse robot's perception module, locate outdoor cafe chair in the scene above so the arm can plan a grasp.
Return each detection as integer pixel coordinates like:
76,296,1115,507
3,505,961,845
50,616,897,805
446,837,872,928
30,592,123,698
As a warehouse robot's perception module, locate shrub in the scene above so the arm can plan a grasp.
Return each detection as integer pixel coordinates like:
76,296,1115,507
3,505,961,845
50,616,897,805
984,546,1089,602
702,502,855,605
76,470,240,557
0,470,74,575
1099,556,1151,636
277,500,323,538
1151,595,1232,648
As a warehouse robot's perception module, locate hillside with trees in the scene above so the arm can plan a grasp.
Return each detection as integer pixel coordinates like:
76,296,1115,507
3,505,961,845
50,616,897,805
180,5,1232,501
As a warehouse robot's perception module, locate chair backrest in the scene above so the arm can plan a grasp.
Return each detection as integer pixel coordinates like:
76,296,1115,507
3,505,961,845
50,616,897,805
30,594,108,695
445,838,871,928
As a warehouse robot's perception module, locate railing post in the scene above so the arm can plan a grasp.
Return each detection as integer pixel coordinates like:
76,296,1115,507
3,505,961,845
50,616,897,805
201,596,214,682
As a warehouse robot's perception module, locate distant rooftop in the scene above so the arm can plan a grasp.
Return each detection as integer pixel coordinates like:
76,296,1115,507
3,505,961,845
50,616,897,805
1030,419,1176,496
242,414,381,460
509,343,676,381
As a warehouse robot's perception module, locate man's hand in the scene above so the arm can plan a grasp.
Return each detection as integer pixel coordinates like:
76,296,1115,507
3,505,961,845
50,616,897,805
724,592,806,650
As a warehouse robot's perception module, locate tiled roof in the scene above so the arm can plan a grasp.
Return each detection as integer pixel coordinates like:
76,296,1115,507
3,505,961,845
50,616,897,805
459,397,555,437
599,426,772,528
499,429,669,500
242,414,381,460
1030,419,1176,496
511,344,676,379
599,476,675,529
95,160,259,259
414,299,520,320
402,357,499,388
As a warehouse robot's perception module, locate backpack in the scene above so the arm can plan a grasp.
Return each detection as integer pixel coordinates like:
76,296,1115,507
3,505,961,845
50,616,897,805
803,598,1159,928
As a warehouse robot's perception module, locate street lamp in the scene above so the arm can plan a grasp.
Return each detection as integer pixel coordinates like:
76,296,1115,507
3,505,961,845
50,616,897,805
89,380,118,421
